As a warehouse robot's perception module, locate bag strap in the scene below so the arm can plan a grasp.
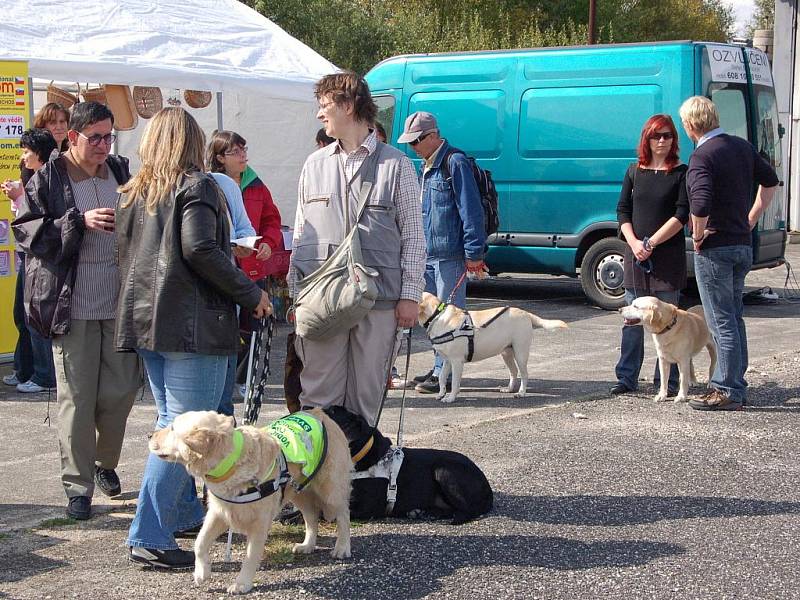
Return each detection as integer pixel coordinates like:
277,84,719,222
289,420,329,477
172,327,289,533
337,142,383,234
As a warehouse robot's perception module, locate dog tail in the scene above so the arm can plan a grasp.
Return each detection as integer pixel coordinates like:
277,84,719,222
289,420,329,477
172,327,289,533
528,313,568,330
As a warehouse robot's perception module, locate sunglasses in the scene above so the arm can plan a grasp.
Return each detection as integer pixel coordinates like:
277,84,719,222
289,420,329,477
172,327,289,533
410,132,432,147
78,132,117,146
648,132,674,141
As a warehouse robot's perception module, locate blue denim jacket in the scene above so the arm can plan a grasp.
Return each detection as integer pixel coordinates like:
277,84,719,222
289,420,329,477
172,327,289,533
421,141,486,260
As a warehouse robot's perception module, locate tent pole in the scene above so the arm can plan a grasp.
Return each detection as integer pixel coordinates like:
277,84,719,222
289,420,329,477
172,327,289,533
216,92,223,130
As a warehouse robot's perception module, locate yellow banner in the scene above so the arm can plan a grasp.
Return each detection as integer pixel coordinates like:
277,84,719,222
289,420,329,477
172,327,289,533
0,60,28,357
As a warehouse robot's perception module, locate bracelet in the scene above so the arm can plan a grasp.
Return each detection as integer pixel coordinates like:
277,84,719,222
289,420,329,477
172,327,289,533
692,235,704,242
642,236,653,252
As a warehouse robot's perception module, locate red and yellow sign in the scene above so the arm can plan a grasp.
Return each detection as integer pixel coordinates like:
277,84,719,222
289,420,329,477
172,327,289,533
0,60,28,357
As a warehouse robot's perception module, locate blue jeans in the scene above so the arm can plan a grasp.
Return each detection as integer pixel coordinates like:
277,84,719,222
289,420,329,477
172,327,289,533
12,265,55,387
218,353,238,418
615,288,680,391
127,351,227,550
424,257,467,376
694,245,752,402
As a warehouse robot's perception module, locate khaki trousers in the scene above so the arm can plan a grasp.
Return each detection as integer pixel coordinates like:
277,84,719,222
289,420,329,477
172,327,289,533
295,309,398,426
52,319,141,497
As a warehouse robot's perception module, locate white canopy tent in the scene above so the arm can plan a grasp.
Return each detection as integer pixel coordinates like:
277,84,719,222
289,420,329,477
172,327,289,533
0,0,338,220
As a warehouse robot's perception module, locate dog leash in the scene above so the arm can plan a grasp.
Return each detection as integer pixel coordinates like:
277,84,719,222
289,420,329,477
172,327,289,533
244,315,275,426
395,328,412,448
447,269,468,304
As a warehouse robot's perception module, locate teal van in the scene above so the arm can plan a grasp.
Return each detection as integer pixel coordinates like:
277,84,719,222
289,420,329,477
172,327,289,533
366,41,786,309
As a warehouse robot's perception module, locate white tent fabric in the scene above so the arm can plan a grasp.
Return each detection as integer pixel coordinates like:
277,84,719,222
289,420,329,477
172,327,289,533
1,0,337,221
1,0,337,101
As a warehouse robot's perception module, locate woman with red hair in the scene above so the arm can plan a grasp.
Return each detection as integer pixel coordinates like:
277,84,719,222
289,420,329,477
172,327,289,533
611,114,690,397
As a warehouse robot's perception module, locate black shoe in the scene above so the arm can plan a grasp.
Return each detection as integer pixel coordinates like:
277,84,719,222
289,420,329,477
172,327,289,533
412,369,435,384
610,383,634,395
174,523,202,539
275,504,303,525
129,547,195,570
94,466,122,497
415,377,452,394
66,496,91,520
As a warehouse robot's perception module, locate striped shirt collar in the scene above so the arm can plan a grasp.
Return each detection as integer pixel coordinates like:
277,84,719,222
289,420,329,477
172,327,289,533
326,130,378,157
63,150,109,182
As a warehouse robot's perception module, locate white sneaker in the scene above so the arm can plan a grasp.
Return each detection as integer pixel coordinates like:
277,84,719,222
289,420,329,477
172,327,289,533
2,373,20,386
239,384,248,399
16,380,54,393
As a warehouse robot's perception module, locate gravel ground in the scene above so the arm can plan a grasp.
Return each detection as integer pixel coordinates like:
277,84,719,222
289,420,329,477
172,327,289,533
1,248,799,600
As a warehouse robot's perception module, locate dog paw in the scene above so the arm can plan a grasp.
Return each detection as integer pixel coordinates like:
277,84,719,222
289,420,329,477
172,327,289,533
653,393,668,402
292,542,315,554
673,394,688,403
513,391,526,398
227,580,253,594
193,564,210,586
331,544,351,559
439,394,457,404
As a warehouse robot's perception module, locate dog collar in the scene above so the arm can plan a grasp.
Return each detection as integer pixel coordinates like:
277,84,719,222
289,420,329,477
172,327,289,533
205,429,244,482
423,302,447,330
654,311,679,335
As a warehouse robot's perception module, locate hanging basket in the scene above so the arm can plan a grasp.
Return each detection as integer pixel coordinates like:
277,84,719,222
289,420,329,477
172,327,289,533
104,85,138,131
132,86,163,119
81,85,107,105
183,90,212,109
46,83,78,108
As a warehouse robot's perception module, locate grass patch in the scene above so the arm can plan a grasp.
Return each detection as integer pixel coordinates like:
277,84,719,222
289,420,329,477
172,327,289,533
36,517,77,529
0,533,10,541
262,521,341,563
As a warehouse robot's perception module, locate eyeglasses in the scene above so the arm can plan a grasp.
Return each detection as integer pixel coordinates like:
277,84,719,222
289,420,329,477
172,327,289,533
78,132,117,146
224,146,248,157
409,133,432,147
648,132,674,141
318,100,336,112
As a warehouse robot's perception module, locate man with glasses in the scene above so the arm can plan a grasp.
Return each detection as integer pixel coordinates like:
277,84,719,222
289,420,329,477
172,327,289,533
397,111,486,394
13,102,141,519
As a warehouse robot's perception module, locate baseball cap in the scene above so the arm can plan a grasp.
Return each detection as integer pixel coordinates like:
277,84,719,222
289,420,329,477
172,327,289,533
397,111,438,144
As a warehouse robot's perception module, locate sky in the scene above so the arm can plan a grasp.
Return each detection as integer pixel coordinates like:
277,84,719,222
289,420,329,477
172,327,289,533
721,0,756,36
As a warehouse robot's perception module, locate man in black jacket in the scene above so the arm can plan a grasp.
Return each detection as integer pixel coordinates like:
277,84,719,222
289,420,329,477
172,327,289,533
679,96,778,411
12,102,141,519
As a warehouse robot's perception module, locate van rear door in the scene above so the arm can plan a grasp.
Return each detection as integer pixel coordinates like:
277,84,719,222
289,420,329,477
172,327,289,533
699,44,786,268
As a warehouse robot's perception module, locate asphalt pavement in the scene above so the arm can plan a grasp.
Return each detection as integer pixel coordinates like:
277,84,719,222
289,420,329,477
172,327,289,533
1,245,799,599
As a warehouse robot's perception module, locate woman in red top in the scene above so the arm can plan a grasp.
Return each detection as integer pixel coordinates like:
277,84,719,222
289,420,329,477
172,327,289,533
207,130,282,280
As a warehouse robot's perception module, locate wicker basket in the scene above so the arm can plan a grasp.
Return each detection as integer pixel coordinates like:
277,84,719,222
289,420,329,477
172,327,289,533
132,86,163,119
46,83,78,108
183,90,212,109
81,85,107,105
104,85,138,131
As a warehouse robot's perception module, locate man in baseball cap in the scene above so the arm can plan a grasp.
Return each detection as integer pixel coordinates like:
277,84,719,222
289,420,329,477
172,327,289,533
397,111,439,144
398,111,487,396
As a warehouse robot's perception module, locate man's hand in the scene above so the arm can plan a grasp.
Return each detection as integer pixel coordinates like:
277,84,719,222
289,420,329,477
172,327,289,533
395,299,418,328
692,228,714,252
465,259,488,280
83,207,115,232
253,290,273,318
232,245,253,258
255,242,272,261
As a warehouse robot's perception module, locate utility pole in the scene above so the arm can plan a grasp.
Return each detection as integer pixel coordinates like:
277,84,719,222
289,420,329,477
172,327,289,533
588,0,597,44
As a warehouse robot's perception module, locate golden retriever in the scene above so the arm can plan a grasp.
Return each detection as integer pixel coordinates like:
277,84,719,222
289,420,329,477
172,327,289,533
418,291,568,403
619,296,717,403
149,408,351,594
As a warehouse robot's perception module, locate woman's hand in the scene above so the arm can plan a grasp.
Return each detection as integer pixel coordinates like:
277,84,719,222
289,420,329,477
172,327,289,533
629,238,651,262
255,242,272,261
1,179,22,201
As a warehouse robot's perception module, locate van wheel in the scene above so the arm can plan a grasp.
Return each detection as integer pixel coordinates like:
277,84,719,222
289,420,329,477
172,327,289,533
580,238,627,310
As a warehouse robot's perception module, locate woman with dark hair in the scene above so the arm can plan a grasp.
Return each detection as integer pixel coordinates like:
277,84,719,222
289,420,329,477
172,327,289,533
611,114,689,396
1,129,58,393
315,127,335,148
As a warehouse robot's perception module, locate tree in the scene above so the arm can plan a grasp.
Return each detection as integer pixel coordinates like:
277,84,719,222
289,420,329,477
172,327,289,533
747,0,775,37
247,0,734,74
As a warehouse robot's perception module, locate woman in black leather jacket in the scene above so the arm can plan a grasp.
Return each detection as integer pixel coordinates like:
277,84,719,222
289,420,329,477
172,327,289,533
115,107,271,569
